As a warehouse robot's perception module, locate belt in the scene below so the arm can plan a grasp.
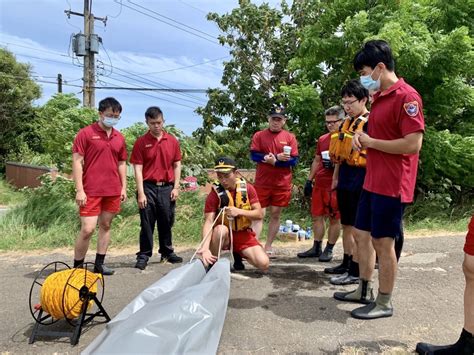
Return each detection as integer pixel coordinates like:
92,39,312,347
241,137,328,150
144,180,173,187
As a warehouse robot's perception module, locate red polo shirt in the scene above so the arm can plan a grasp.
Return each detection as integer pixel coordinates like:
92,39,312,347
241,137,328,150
205,183,259,213
364,78,425,203
250,129,299,190
72,122,127,197
130,131,182,183
314,133,334,190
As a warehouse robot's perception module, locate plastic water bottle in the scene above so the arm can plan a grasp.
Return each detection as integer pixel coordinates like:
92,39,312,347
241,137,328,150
306,227,312,240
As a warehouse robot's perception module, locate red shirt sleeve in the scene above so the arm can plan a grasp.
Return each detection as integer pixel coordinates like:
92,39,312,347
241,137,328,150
204,189,219,214
250,131,261,151
400,92,425,136
289,133,299,156
315,139,322,157
247,183,259,205
72,128,87,155
118,136,128,162
174,139,182,162
130,138,143,165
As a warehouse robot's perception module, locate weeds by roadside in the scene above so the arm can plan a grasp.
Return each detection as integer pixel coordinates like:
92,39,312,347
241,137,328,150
0,177,471,251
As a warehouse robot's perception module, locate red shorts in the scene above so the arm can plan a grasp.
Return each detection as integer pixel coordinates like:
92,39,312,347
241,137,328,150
79,196,121,217
464,215,474,256
311,187,340,219
231,229,262,256
255,187,291,208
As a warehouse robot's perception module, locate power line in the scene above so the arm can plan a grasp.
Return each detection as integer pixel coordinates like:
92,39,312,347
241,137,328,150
127,0,217,40
116,0,224,48
98,77,197,109
139,55,229,75
93,86,207,92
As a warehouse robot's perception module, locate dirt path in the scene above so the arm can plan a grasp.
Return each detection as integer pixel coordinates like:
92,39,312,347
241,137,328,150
0,234,467,354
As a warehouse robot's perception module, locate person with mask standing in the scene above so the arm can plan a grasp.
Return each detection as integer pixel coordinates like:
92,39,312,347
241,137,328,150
132,106,183,270
72,97,128,275
334,40,424,319
250,105,299,257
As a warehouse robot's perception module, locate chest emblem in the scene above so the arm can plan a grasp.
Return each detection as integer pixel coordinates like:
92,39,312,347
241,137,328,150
145,143,153,148
91,135,101,140
403,101,419,117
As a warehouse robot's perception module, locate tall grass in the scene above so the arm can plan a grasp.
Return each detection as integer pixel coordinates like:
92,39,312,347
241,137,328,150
0,176,471,251
0,177,25,206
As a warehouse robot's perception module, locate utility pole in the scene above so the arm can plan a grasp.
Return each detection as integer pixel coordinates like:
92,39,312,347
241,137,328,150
83,0,94,107
65,0,106,108
57,74,62,93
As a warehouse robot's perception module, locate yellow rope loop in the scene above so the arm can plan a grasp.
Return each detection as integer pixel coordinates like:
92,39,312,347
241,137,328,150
40,269,102,320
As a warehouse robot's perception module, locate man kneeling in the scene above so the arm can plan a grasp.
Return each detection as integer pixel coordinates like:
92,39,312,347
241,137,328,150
199,157,269,272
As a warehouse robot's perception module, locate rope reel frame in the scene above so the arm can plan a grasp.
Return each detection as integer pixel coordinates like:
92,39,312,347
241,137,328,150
28,261,111,345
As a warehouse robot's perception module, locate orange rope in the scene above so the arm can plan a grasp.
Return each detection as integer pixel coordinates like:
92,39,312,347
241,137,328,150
40,269,102,319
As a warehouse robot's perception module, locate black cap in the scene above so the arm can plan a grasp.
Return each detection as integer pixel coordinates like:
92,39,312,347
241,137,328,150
214,157,237,173
269,104,286,119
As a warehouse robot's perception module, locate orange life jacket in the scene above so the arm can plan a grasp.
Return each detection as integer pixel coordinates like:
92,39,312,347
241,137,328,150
212,178,252,231
329,112,369,167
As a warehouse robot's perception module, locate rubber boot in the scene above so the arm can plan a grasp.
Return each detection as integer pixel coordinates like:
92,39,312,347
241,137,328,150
333,279,374,304
351,291,393,319
232,252,245,271
297,240,322,258
416,328,474,354
324,253,350,274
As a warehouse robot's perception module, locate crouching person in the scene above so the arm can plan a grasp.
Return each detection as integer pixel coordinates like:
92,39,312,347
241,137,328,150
198,157,269,272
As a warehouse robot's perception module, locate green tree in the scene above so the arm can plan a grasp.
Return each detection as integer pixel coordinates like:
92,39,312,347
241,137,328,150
121,122,148,153
34,94,96,172
0,48,41,170
197,0,299,134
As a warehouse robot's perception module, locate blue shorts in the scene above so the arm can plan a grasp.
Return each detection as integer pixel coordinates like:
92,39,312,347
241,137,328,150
355,189,405,239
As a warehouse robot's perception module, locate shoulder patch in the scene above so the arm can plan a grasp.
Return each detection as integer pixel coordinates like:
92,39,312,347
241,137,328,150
403,101,419,117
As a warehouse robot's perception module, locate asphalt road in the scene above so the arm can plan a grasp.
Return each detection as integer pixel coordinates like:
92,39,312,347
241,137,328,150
0,234,467,354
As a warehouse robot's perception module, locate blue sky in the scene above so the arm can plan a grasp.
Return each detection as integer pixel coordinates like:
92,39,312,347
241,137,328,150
0,0,280,135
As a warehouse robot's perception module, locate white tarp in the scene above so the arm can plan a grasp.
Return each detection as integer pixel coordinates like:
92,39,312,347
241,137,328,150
83,259,230,354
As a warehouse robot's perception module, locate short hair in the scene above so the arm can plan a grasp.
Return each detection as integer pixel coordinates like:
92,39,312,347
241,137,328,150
325,105,345,120
98,97,122,113
341,79,369,101
145,106,164,121
353,40,395,72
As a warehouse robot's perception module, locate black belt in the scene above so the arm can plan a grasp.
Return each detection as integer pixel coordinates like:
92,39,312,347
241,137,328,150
144,180,173,187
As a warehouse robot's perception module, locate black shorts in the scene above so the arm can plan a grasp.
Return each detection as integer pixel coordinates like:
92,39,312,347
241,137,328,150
355,189,405,239
337,188,361,226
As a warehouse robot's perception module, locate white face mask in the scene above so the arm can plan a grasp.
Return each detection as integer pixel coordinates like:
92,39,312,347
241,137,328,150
360,68,381,91
102,116,119,127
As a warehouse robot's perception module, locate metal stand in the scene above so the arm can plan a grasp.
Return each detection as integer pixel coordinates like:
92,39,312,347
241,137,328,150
29,290,110,345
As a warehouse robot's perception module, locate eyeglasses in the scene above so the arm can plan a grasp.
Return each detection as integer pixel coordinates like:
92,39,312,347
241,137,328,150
325,119,342,125
340,98,359,107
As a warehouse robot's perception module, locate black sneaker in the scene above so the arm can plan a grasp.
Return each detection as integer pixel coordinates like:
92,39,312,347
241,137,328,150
161,253,183,264
94,264,115,275
319,247,333,262
135,255,149,270
324,263,348,274
297,244,322,258
233,252,245,271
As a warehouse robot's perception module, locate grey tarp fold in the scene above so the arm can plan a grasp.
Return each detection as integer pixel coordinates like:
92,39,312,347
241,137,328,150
82,259,230,354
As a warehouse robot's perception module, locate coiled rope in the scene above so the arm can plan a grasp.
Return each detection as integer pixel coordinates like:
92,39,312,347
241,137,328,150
40,269,102,319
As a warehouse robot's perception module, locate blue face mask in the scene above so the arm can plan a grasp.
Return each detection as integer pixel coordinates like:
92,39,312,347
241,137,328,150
102,116,119,128
360,69,381,91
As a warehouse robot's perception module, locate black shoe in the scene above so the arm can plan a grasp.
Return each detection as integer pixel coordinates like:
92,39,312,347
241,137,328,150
416,328,474,354
94,264,115,275
233,252,245,271
161,253,183,264
135,255,149,270
319,247,333,262
297,244,322,258
324,263,348,274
